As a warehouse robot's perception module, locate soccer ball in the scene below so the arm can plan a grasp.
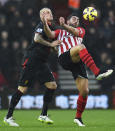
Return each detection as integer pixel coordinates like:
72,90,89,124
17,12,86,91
83,7,98,21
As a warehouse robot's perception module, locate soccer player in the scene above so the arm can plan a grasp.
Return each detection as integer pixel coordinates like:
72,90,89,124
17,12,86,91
43,14,113,126
4,8,62,126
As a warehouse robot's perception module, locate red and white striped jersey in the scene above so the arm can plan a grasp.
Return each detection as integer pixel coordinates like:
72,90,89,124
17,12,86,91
54,27,85,56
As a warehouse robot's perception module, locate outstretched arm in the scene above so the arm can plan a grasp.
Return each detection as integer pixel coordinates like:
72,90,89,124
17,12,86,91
59,17,80,36
34,33,61,47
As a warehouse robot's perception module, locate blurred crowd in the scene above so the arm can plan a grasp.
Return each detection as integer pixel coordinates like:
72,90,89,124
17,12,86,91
0,0,56,90
80,0,115,90
0,0,115,91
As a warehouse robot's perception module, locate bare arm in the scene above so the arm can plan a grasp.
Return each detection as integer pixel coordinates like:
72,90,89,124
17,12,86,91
62,24,79,36
34,33,52,46
42,17,56,39
59,17,80,36
34,33,61,47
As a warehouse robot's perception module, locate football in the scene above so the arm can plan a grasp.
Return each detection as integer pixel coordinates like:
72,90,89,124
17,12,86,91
83,7,98,21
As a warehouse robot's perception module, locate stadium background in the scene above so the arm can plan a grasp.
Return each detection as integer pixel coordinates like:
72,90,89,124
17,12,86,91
0,0,115,109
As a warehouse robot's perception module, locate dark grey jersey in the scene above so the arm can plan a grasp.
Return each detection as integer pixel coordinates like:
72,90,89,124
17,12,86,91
26,21,55,61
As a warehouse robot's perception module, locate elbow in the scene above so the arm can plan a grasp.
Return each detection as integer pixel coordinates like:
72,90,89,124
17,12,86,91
49,33,55,39
49,35,55,39
34,36,40,43
46,34,54,39
34,37,38,43
47,32,55,39
74,31,79,37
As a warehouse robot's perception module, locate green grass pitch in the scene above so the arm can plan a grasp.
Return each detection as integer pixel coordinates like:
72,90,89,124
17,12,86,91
0,110,115,131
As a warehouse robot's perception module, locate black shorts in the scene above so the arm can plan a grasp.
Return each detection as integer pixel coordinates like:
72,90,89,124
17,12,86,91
18,54,55,87
58,50,88,80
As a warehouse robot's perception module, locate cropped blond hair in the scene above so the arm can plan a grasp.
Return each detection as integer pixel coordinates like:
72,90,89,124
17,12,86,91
40,8,51,20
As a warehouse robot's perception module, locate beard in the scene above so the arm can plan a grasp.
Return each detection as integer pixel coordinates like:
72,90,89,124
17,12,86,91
69,23,79,28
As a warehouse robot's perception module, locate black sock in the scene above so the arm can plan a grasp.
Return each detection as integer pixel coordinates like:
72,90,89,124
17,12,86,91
6,90,23,119
41,88,55,116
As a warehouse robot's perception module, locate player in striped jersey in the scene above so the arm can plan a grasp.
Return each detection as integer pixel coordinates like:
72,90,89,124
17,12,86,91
43,13,113,126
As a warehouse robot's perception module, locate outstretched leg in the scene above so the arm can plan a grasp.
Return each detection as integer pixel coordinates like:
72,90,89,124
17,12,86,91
70,44,113,80
70,44,100,75
4,86,27,127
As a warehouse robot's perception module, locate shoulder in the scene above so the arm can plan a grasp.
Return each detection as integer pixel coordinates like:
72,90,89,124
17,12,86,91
35,22,43,33
77,27,85,32
36,22,43,28
53,29,62,38
76,27,85,38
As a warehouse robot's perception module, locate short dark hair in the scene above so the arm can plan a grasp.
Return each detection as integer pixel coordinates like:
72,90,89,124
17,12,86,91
67,13,79,20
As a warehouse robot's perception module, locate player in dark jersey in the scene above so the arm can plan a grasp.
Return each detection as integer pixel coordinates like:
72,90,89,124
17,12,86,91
4,8,61,126
43,14,113,126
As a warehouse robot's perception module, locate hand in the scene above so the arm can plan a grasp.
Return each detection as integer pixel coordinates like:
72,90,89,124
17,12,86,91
59,17,65,26
51,40,62,47
42,16,47,25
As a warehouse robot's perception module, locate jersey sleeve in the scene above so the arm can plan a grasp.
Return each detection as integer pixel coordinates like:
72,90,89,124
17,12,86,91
77,27,85,38
35,28,43,34
54,29,60,38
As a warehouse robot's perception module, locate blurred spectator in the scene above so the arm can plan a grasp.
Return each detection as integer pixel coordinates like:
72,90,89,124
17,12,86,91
12,41,22,67
68,0,80,16
21,39,28,50
0,30,9,41
101,21,112,42
38,0,53,10
0,68,8,109
104,0,114,14
0,15,7,29
0,0,9,6
9,19,25,41
86,27,100,50
108,10,115,26
0,69,7,91
0,40,9,49
12,41,20,51
0,40,15,81
100,52,112,67
85,27,101,65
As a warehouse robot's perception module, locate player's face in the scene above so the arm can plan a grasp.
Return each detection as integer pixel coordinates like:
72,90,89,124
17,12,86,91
42,9,53,21
69,16,79,27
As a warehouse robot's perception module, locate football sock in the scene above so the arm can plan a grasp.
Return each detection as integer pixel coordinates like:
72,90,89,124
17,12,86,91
41,88,55,116
79,48,100,76
6,90,23,119
76,95,88,118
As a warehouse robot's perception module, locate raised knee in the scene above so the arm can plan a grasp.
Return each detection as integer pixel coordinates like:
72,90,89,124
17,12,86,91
46,82,57,90
18,86,28,94
71,44,85,56
49,83,57,89
78,44,85,52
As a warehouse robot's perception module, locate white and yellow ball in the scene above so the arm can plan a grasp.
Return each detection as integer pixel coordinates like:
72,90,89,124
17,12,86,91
83,7,98,21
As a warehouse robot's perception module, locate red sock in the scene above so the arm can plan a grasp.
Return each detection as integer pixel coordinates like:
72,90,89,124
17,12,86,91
76,95,88,118
79,48,100,76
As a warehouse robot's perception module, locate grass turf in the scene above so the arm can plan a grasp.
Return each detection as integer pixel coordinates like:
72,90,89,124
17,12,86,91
0,110,115,131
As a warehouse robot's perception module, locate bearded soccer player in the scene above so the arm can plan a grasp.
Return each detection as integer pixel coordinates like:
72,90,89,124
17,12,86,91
43,14,113,126
4,8,61,126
